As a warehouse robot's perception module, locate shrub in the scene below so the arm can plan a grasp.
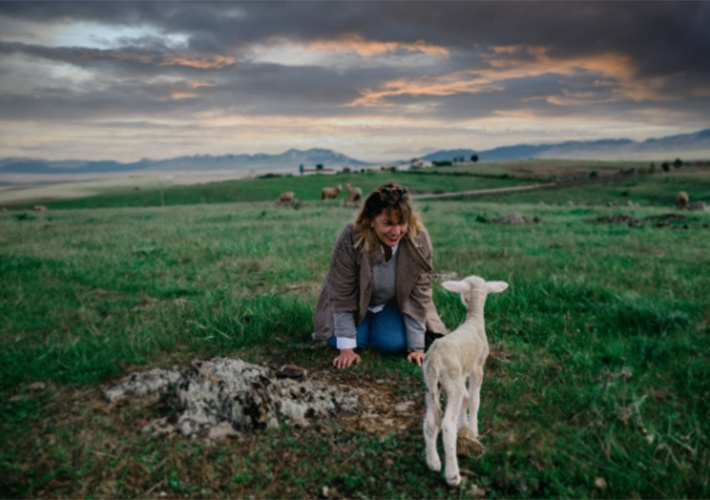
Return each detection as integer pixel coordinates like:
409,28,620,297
673,158,683,169
662,162,670,172
589,171,599,178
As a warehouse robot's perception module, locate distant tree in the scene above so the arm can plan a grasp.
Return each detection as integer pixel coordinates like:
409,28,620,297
589,171,599,178
662,162,670,172
299,164,304,175
411,158,419,165
316,163,324,170
649,162,655,173
471,154,479,163
433,160,453,167
673,158,683,169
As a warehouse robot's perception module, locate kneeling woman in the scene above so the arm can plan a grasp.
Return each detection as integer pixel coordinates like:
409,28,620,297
312,183,446,369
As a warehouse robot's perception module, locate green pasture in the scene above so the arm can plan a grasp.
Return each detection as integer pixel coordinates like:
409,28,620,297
1,170,710,498
8,171,528,211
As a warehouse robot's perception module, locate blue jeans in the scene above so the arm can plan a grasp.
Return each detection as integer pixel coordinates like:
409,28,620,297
329,305,407,355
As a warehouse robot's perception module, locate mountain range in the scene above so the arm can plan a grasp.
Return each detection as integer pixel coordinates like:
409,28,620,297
420,128,710,162
1,128,709,176
0,148,370,176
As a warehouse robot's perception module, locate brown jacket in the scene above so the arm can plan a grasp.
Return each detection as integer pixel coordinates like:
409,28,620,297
312,222,447,341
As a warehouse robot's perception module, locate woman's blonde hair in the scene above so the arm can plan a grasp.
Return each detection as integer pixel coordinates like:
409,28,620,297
353,182,422,252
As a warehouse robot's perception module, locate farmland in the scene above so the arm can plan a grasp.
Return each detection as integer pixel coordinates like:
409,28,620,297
1,161,709,498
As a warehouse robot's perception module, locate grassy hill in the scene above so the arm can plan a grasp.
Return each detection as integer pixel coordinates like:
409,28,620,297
1,164,709,498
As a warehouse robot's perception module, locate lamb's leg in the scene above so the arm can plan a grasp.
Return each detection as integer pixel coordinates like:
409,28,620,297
468,366,484,437
424,388,442,472
458,376,470,430
442,381,465,486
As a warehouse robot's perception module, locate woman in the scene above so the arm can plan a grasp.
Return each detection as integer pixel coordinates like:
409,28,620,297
312,182,446,369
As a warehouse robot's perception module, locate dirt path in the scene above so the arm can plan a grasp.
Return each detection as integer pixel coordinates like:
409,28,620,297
412,182,558,200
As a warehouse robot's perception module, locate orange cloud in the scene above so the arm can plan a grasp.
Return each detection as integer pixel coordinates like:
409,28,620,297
79,49,234,69
307,34,449,57
350,45,678,107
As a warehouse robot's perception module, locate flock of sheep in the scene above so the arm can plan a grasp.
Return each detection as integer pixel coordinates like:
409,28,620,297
276,183,363,205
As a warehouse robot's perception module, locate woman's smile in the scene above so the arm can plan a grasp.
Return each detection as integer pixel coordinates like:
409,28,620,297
372,211,408,247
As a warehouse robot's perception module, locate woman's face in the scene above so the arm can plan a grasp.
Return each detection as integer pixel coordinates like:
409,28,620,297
371,209,408,247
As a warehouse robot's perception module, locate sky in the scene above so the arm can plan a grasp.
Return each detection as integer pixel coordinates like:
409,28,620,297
1,1,709,163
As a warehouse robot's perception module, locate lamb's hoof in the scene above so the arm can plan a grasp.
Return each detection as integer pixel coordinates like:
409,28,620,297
446,471,462,486
457,427,485,458
426,455,441,472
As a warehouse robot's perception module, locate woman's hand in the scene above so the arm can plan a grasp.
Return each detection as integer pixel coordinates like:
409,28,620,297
407,351,425,367
333,348,361,369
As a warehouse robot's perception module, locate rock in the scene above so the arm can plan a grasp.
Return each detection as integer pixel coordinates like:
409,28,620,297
321,486,339,499
456,427,485,458
207,422,241,441
171,358,357,435
490,213,542,225
688,201,709,211
276,364,306,379
291,417,311,428
586,214,641,226
33,205,48,212
28,381,46,391
103,358,358,437
102,368,181,403
595,477,608,489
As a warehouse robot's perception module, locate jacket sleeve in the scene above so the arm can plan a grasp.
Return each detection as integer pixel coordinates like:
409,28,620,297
327,224,360,313
408,228,436,322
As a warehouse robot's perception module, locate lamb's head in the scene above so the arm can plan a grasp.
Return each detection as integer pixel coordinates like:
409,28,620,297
337,184,343,191
442,275,508,312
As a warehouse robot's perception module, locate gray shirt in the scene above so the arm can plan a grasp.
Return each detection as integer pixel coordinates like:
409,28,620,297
333,245,426,352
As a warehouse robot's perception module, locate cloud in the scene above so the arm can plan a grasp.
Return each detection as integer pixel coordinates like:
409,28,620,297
0,1,708,161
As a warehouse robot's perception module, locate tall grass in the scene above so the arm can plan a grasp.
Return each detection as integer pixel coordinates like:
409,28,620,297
1,191,709,498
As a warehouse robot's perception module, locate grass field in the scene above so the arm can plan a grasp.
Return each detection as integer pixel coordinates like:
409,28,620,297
1,165,710,498
6,170,529,211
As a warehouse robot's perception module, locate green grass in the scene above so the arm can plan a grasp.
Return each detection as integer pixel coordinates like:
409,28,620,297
1,176,710,498
9,170,529,211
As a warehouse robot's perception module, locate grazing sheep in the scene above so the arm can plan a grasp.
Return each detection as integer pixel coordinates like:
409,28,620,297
33,205,48,212
345,183,362,202
676,191,689,208
423,275,508,486
321,185,342,200
277,191,295,203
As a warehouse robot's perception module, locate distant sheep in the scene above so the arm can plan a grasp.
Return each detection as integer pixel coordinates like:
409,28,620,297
344,183,362,203
33,206,48,212
676,191,689,208
423,275,508,486
321,185,342,200
277,191,295,203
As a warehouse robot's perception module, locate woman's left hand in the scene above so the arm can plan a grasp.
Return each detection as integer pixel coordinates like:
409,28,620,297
407,351,425,367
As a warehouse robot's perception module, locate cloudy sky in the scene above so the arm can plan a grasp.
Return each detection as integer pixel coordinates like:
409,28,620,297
1,1,709,162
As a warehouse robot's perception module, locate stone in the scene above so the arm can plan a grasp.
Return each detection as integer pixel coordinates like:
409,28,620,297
28,381,46,391
490,213,542,225
276,364,306,379
207,422,241,441
595,477,608,489
103,368,181,403
688,201,709,211
457,427,485,458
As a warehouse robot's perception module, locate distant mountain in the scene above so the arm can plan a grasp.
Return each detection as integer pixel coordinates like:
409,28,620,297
0,148,371,175
421,128,710,162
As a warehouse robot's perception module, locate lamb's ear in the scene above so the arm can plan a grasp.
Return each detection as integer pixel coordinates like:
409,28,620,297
486,281,509,294
442,280,471,293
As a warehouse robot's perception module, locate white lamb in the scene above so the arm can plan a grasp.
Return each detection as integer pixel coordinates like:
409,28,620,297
423,275,508,486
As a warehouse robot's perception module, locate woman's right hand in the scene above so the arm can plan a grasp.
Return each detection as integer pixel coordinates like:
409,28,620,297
333,348,361,369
